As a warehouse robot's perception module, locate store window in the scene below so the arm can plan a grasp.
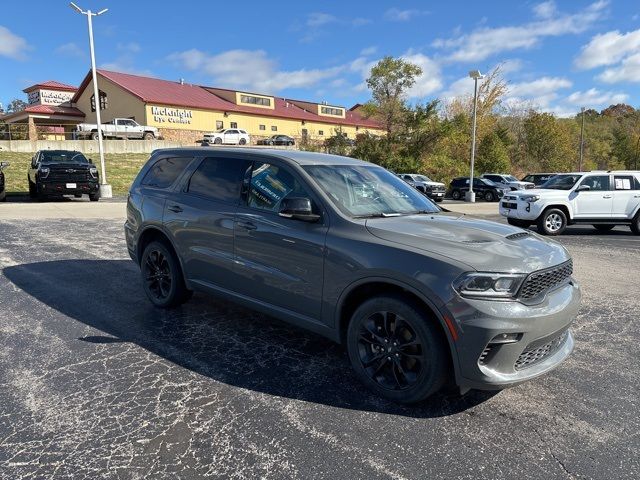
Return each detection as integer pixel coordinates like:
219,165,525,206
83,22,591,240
230,122,238,129
90,90,108,112
320,106,343,116
216,120,223,130
259,125,266,130
240,95,271,107
271,126,277,132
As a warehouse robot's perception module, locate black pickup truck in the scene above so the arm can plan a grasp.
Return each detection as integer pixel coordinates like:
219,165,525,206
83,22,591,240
28,150,100,201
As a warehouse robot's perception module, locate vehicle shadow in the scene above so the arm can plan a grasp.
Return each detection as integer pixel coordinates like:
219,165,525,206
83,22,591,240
4,259,497,418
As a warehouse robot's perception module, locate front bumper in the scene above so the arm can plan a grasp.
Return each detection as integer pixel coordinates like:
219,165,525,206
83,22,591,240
39,181,99,195
425,190,445,200
446,279,581,390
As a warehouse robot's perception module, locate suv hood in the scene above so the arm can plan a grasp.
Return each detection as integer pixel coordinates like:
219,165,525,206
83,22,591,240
365,213,568,273
419,181,445,187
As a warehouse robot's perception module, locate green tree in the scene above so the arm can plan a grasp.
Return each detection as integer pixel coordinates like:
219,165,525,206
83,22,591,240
363,56,422,135
476,132,511,174
524,112,575,172
6,98,27,113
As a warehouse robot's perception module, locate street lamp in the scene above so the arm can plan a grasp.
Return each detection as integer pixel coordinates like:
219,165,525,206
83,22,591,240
466,69,484,203
69,2,112,199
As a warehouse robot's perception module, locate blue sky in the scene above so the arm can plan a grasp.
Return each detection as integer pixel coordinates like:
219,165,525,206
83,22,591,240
1,0,639,116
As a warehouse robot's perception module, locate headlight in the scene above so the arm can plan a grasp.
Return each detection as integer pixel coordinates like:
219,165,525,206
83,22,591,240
39,167,50,178
89,167,98,178
523,195,540,202
453,272,526,299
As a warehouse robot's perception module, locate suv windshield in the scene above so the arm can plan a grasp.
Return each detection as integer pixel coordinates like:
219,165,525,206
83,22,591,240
305,165,440,217
505,175,518,182
541,174,582,190
40,151,89,164
414,175,434,182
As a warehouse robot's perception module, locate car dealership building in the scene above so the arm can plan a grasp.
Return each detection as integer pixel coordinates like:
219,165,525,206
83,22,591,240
1,69,383,142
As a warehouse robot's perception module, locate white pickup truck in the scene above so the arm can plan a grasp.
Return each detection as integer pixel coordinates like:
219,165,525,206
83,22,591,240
75,118,160,140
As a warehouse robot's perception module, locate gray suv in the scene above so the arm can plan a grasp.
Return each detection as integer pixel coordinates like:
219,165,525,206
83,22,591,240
125,148,581,403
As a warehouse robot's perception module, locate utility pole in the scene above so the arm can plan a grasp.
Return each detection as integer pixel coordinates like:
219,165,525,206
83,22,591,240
70,2,112,199
579,107,585,172
467,70,484,203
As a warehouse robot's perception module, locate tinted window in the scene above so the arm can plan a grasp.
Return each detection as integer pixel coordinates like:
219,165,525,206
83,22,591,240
580,175,610,191
40,150,89,164
188,157,248,202
142,157,191,188
485,175,502,182
614,175,640,190
247,163,310,212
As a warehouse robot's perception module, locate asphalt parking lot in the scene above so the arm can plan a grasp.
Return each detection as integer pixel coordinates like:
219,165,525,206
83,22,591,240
0,202,638,479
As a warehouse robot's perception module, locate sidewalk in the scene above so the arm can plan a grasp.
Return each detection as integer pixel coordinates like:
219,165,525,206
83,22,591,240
0,199,127,220
0,199,498,221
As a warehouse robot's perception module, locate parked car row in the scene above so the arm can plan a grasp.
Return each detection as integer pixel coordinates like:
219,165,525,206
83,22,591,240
397,174,446,202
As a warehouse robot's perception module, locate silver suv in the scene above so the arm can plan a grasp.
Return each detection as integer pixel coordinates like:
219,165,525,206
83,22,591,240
125,148,581,403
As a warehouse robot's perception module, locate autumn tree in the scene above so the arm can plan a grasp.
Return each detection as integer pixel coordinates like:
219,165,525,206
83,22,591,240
523,112,575,172
364,56,422,136
476,132,511,174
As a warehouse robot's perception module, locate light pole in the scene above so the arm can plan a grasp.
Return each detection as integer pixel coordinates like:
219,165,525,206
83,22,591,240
466,70,484,203
70,2,112,199
579,107,585,172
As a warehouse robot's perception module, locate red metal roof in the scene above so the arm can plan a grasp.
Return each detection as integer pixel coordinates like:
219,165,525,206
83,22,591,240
23,81,78,93
71,69,381,129
24,104,85,116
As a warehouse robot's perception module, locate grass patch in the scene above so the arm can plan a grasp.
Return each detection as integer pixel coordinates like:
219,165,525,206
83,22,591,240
0,152,150,196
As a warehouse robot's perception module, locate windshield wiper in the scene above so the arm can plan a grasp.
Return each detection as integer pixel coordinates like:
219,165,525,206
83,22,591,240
353,212,403,218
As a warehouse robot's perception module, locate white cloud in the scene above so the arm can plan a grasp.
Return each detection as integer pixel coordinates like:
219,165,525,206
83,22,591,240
402,52,442,97
360,46,377,56
352,17,372,27
597,53,640,83
575,29,640,69
0,25,29,60
533,1,557,19
384,8,429,22
433,1,608,63
306,12,336,27
508,76,572,98
565,88,628,106
55,42,85,58
117,42,141,54
168,49,343,92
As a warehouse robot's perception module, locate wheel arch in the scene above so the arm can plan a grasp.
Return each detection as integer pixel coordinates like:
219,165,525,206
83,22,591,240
136,226,189,285
539,203,572,221
335,277,460,382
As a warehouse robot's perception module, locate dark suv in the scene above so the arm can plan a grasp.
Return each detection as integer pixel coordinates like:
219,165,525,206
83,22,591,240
448,177,509,201
28,150,100,201
125,148,581,403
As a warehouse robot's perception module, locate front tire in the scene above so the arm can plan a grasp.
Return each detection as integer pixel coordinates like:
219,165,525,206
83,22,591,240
484,191,495,202
141,241,192,308
537,208,567,235
214,137,222,144
28,179,37,199
346,294,449,404
143,132,154,140
89,192,100,202
239,138,247,145
451,190,461,200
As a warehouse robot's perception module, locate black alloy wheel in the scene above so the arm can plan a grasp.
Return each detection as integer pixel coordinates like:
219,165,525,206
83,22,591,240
141,241,191,308
451,189,461,200
347,295,448,403
484,190,495,202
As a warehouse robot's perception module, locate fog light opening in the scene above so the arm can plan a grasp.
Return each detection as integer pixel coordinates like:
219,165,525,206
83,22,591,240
489,332,521,344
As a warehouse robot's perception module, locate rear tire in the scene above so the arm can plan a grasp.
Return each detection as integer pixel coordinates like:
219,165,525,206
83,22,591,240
451,190,461,200
140,241,192,308
214,137,222,144
346,294,449,404
593,224,615,232
91,131,99,140
631,213,640,235
537,208,567,236
239,138,247,145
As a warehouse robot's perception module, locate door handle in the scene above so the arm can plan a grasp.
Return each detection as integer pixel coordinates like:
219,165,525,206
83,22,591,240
602,194,612,199
167,205,183,213
237,221,257,231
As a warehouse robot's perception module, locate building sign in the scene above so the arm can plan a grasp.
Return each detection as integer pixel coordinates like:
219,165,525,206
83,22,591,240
28,89,75,106
151,106,193,124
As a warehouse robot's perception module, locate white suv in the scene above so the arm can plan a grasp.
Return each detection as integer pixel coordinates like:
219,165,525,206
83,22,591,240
499,171,640,235
482,173,535,191
203,129,250,145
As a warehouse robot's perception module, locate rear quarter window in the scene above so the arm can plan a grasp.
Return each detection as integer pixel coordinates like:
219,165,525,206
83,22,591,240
141,157,192,189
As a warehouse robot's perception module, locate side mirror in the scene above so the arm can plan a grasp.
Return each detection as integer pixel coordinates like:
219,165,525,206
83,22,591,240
279,197,321,222
576,185,591,192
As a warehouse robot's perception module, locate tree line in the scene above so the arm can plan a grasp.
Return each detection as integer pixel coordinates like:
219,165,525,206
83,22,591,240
346,56,640,185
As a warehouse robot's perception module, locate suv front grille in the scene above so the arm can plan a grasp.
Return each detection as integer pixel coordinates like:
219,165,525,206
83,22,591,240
518,260,573,300
47,169,92,182
515,330,568,370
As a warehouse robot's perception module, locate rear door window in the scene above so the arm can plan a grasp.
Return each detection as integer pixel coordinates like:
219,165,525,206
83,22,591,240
187,157,250,203
142,157,192,188
614,175,640,190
